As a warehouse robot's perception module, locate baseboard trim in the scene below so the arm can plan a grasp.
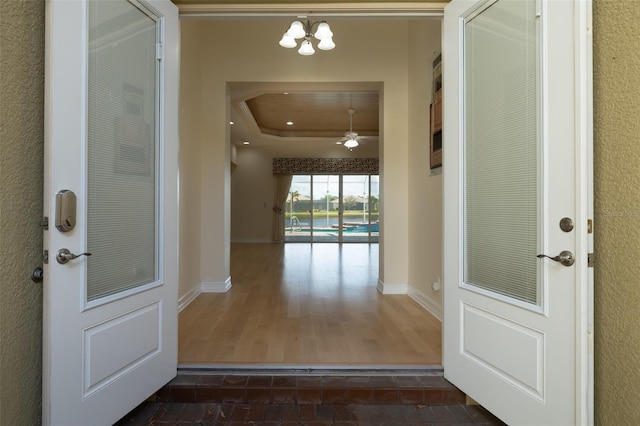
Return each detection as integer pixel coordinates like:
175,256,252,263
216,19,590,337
230,238,274,244
201,277,232,293
178,284,202,313
408,285,443,321
178,278,232,312
377,279,408,295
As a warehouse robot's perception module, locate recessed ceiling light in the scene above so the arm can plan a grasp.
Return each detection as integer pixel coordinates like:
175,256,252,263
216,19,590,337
336,141,343,145
242,139,250,145
286,121,294,126
284,92,289,95
230,121,234,125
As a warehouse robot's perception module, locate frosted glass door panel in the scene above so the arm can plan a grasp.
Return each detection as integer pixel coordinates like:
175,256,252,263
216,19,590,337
87,0,160,302
463,0,540,305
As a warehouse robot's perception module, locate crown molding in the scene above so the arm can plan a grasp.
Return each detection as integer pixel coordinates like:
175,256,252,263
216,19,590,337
178,2,447,19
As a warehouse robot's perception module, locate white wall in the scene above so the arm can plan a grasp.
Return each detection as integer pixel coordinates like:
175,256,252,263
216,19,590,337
407,20,444,319
180,18,442,314
178,22,204,297
231,148,273,242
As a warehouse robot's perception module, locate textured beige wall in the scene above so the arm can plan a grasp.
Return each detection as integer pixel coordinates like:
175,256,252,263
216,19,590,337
593,1,640,423
0,1,44,425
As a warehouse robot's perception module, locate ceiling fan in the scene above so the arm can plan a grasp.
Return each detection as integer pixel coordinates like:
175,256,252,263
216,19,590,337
337,107,362,151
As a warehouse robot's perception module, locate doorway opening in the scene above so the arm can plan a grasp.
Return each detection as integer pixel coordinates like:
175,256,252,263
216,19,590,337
180,13,445,370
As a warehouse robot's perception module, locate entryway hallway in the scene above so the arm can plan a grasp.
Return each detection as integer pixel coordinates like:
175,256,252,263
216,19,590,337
178,243,441,366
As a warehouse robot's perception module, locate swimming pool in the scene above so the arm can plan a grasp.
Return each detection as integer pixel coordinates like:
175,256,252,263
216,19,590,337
287,222,379,234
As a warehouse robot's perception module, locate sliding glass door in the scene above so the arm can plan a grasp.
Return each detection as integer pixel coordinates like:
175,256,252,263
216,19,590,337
285,175,311,242
312,175,340,242
342,175,379,243
285,174,378,243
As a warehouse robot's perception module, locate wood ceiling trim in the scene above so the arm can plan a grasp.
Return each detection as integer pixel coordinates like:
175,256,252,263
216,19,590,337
245,92,379,135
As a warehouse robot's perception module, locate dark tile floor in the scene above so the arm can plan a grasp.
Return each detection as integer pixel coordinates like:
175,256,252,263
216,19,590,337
154,373,467,406
116,372,506,425
116,401,506,425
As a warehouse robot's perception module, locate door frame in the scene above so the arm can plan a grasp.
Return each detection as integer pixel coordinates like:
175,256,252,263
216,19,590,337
175,1,592,419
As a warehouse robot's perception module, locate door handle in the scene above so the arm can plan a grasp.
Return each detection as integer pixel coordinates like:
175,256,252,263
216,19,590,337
56,248,92,265
537,250,575,267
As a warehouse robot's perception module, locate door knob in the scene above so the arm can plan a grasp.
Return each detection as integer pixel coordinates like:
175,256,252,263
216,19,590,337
56,248,92,265
537,250,575,267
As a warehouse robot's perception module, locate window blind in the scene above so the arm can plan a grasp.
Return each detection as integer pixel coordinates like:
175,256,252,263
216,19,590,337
87,0,159,301
463,0,539,305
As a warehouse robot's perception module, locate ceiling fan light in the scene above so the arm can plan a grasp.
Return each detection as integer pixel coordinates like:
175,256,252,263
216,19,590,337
279,32,297,48
288,21,306,39
298,39,315,56
314,22,333,40
344,138,359,149
317,37,335,51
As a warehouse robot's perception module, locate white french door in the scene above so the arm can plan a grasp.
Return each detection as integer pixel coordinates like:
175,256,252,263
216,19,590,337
43,0,179,424
442,0,593,424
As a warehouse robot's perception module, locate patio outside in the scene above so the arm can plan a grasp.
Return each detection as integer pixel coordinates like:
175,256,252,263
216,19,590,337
285,175,379,243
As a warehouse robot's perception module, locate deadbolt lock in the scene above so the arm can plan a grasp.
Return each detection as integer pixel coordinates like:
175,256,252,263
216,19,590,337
55,190,76,232
559,217,574,233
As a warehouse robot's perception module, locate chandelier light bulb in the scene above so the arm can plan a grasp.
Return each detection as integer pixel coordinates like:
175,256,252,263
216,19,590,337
279,32,297,48
288,21,306,39
314,22,333,40
343,138,359,149
298,39,315,56
317,37,335,51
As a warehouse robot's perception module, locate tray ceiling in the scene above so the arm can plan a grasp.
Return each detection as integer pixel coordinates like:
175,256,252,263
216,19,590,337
244,92,379,139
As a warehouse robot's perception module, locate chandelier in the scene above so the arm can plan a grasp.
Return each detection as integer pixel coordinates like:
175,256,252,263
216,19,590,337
279,20,335,56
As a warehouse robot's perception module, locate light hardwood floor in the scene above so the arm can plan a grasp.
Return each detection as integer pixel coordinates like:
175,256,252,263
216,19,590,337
178,243,442,366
